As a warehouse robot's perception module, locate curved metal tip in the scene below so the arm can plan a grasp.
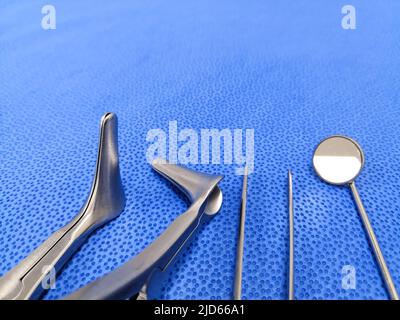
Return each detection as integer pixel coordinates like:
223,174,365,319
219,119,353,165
204,185,223,216
151,159,223,204
84,112,125,223
100,112,117,130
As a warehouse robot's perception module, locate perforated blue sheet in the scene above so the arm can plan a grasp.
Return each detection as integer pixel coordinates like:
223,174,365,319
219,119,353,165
1,0,400,300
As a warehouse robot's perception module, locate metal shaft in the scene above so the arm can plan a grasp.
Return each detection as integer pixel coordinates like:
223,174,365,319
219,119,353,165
288,170,294,300
234,167,248,300
349,181,399,300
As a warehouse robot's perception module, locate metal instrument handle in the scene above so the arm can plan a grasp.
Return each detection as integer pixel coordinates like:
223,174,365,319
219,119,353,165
350,181,399,300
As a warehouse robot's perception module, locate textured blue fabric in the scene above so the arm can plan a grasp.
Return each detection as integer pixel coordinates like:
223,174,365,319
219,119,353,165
1,0,400,300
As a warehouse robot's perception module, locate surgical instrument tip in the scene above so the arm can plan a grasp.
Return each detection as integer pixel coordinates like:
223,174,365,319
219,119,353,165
234,166,248,300
288,170,294,300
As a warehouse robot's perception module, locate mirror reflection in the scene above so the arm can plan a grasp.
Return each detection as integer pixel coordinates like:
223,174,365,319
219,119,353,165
313,136,364,185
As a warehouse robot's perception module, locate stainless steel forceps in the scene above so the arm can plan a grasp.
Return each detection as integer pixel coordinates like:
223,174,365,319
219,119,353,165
0,113,125,300
64,160,223,300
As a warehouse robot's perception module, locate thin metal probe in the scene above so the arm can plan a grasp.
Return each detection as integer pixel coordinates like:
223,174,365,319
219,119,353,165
288,170,294,300
350,181,399,300
234,166,248,300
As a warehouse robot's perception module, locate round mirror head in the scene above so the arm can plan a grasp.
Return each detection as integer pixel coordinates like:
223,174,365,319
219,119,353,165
313,136,364,185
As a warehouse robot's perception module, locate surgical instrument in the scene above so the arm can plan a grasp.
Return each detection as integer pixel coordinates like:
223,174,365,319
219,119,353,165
64,160,223,300
0,112,125,300
288,170,294,300
234,166,248,300
313,135,399,300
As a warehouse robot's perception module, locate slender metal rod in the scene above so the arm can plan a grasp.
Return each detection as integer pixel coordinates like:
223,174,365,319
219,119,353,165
349,181,399,300
288,170,294,300
234,167,248,300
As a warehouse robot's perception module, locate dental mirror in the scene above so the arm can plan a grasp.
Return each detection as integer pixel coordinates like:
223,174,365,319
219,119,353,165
313,136,364,185
313,135,399,300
